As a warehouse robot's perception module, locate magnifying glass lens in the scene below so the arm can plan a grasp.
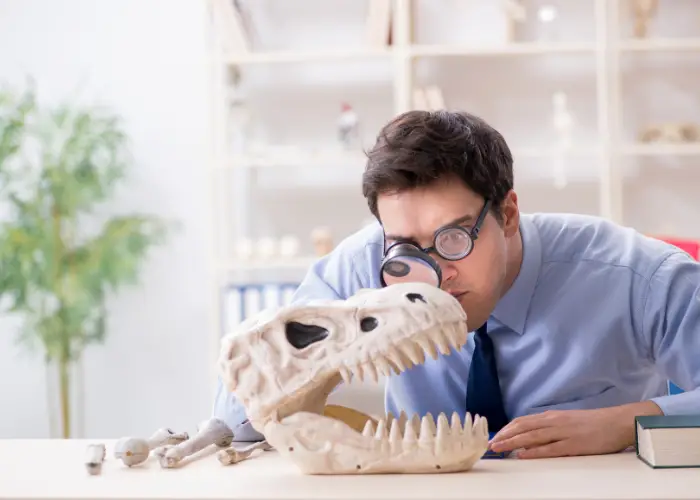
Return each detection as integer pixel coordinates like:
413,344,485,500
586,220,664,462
381,255,440,287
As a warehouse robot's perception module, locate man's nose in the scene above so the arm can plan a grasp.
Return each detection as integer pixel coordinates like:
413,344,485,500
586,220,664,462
436,258,459,284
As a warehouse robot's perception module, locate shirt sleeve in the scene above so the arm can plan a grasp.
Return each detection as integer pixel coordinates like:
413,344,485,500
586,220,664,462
643,250,700,415
211,242,371,435
290,245,369,305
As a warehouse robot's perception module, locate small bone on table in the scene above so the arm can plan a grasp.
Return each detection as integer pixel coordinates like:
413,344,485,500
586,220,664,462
2,439,699,500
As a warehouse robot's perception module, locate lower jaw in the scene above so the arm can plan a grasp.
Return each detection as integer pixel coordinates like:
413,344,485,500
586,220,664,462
263,409,489,475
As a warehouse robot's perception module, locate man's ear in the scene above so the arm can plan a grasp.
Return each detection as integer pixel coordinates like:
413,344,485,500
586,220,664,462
501,190,520,237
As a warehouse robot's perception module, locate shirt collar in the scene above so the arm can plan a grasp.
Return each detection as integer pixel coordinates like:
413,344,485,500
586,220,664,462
491,215,542,335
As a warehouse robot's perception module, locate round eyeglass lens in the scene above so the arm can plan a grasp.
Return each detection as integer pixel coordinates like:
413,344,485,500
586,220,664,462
435,227,473,260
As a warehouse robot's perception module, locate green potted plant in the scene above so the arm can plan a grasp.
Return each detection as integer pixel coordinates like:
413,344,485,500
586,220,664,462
0,83,173,438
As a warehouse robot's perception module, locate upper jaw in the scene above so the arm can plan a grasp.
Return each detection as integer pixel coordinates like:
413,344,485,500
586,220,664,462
335,318,468,384
261,317,468,424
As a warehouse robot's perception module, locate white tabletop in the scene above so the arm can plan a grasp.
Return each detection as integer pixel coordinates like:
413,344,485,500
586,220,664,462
1,439,699,500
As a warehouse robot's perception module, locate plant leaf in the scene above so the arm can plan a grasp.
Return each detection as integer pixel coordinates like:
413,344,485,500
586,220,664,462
0,83,173,362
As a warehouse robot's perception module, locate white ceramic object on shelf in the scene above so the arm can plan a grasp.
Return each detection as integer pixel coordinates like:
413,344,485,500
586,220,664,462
278,235,300,258
257,237,277,260
310,227,333,257
233,238,254,261
551,91,575,189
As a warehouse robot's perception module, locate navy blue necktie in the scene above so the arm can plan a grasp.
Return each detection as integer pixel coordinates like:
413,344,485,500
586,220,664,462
465,323,509,434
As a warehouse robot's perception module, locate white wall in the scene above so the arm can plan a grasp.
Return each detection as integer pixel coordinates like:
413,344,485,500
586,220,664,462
0,0,215,438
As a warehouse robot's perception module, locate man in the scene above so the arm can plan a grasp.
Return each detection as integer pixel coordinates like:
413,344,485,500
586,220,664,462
213,110,700,458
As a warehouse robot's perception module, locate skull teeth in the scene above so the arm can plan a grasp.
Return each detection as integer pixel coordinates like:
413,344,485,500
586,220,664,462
340,322,466,384
361,411,488,450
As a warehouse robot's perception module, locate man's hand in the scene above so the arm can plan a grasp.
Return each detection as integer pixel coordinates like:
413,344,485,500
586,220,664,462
488,401,663,459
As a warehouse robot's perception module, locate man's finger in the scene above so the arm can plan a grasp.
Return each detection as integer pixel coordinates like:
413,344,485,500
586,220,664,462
489,426,563,452
515,439,573,459
490,413,553,443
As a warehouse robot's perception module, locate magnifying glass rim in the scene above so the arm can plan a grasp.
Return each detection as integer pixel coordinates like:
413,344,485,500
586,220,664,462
380,241,443,287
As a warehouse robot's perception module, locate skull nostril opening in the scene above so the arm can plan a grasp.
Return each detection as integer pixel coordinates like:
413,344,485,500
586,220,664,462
360,316,378,332
285,321,329,349
406,293,426,304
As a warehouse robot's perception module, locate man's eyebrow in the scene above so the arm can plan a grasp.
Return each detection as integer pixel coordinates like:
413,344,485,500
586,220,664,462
384,213,475,241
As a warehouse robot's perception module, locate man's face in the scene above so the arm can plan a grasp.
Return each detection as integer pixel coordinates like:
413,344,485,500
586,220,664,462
377,178,520,331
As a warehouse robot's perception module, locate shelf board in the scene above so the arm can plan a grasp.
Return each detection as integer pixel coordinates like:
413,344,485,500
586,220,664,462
409,41,596,57
225,150,366,168
514,146,602,158
618,38,700,52
220,146,599,169
220,257,317,271
224,48,393,65
220,41,599,65
621,143,700,156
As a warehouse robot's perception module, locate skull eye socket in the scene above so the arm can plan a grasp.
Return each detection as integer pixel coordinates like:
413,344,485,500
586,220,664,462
406,293,426,304
360,316,378,332
285,321,329,349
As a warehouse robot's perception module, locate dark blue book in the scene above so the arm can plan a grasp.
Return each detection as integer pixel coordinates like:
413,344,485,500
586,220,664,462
635,415,700,468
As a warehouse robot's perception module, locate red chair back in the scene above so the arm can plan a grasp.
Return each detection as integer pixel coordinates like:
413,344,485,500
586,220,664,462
656,237,700,260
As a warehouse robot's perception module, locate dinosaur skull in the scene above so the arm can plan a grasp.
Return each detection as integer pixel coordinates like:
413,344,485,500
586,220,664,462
218,282,489,474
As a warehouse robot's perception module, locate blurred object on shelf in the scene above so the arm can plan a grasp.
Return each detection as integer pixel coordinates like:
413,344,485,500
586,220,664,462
311,227,334,256
425,85,445,110
365,0,392,48
233,237,254,260
257,237,277,259
502,0,526,42
214,0,251,53
413,85,445,111
223,282,301,329
536,4,558,42
337,102,360,150
226,65,252,154
552,91,574,151
639,123,700,144
551,91,574,189
630,0,658,38
279,235,301,258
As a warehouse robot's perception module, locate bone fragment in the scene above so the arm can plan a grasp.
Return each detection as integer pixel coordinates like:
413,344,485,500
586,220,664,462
114,428,189,466
155,418,233,468
84,443,106,475
217,440,273,465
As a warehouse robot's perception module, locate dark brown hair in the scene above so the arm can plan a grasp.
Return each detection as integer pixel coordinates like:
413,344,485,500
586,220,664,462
362,110,513,222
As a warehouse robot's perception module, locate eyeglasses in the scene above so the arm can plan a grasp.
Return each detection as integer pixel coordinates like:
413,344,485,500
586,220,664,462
380,199,491,288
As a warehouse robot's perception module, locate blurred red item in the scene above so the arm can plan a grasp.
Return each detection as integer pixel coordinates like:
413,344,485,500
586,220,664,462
655,236,700,260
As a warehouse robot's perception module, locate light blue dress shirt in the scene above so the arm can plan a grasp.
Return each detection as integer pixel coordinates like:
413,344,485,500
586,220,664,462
212,212,700,434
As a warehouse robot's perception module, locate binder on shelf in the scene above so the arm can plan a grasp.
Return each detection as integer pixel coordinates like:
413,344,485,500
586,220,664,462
222,282,300,336
215,0,251,54
413,86,445,111
365,0,392,48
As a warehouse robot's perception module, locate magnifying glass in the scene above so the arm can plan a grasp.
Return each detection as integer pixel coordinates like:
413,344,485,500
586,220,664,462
380,242,442,288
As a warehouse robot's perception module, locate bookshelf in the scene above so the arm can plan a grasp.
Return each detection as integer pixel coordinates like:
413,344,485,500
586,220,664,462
204,0,700,374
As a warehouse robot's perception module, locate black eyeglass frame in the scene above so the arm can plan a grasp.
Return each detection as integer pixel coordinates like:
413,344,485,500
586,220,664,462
379,199,492,288
382,198,491,261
